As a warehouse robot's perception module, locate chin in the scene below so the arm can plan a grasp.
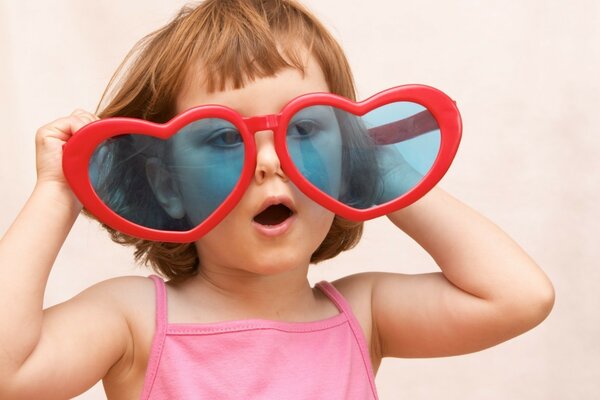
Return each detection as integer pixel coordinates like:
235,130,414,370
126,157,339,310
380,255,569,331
244,250,311,276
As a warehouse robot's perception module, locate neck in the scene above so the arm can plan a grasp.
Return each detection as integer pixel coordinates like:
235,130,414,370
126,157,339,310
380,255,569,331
179,260,318,320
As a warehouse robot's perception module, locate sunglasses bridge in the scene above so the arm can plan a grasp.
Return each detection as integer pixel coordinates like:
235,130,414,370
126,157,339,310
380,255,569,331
243,114,282,133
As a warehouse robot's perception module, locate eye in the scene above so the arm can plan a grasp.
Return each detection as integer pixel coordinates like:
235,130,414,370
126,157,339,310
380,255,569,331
288,120,321,138
206,128,243,148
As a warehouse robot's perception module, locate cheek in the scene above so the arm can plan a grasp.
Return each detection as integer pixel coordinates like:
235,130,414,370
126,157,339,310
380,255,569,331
287,128,342,198
306,208,336,256
192,210,242,260
294,187,336,243
171,146,245,225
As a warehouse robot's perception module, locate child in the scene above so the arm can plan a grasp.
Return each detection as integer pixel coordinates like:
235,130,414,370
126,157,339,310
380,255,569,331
0,0,554,398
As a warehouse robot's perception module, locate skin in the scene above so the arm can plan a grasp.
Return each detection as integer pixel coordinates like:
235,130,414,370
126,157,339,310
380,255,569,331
0,55,555,399
147,104,342,228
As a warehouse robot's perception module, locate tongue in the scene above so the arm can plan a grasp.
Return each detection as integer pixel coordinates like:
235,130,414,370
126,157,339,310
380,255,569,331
254,204,291,226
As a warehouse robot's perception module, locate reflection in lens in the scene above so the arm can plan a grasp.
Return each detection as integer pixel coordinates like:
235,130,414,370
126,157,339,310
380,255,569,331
287,102,441,209
89,118,245,232
286,106,343,199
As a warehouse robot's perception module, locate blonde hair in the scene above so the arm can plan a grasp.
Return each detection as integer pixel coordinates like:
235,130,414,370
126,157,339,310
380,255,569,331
89,0,364,281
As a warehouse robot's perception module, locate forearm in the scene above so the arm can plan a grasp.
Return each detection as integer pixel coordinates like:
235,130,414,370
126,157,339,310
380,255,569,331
0,182,81,372
389,187,554,308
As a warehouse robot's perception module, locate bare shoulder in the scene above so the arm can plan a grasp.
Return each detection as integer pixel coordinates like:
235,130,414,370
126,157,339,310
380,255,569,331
82,275,158,397
329,273,377,340
329,272,395,372
330,271,411,312
82,274,157,337
73,275,157,324
330,272,378,306
74,274,157,353
83,275,155,308
8,276,157,399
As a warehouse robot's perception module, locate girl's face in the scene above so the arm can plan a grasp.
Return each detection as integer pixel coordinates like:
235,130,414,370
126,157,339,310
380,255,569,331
173,55,338,276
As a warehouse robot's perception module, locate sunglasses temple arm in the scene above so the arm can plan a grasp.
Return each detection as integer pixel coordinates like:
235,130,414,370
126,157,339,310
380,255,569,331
367,110,439,145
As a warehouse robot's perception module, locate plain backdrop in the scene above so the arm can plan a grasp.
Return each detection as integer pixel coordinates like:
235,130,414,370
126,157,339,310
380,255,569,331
1,0,599,399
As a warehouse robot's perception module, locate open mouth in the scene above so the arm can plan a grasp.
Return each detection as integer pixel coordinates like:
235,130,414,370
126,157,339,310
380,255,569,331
253,204,293,226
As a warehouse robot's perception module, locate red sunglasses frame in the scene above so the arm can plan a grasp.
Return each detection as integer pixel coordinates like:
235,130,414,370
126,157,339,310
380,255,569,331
63,84,461,242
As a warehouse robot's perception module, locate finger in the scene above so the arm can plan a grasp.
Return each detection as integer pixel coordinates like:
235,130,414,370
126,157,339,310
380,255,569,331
71,109,99,124
38,115,91,142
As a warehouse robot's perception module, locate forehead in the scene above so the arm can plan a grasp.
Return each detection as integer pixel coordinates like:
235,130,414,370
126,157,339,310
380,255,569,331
175,54,329,116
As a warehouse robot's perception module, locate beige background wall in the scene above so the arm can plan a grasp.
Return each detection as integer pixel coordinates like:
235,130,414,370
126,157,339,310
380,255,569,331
1,0,598,398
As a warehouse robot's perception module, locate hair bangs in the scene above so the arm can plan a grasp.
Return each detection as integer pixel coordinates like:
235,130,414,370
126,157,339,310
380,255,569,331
184,0,323,92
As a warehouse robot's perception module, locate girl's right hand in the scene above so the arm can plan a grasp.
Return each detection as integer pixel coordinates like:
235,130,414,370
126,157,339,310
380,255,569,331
35,109,99,205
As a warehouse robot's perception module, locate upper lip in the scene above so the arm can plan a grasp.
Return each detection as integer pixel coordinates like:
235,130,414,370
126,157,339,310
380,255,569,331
254,195,296,218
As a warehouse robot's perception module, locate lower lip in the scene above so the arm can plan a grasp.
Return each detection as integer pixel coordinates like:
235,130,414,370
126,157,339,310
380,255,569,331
252,214,296,237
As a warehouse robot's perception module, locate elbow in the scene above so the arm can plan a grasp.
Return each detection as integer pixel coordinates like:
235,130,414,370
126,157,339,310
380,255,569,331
508,274,556,333
532,278,555,325
528,265,555,324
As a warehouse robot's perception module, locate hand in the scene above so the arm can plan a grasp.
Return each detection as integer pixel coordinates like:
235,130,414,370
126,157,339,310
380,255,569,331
35,109,99,184
35,109,99,206
374,144,423,205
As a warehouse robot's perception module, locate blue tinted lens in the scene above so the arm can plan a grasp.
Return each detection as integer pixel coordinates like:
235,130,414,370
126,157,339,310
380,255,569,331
286,106,343,198
286,102,440,209
89,118,244,231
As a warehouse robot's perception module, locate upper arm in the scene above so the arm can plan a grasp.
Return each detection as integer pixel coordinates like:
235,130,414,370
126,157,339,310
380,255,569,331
370,271,551,359
7,277,139,399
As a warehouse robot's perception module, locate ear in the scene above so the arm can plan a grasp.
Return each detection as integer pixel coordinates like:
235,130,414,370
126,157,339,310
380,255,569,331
145,157,185,219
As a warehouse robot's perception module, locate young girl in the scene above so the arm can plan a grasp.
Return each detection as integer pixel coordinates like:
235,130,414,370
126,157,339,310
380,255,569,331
0,0,554,399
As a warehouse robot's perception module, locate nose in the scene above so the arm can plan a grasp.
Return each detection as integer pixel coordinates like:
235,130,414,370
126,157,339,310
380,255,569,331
254,130,287,183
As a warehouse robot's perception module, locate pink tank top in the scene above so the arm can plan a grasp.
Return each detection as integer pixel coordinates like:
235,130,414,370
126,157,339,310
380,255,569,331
140,276,379,399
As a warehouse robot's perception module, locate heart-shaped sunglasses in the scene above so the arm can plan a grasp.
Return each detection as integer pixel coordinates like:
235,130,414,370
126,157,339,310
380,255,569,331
63,84,461,242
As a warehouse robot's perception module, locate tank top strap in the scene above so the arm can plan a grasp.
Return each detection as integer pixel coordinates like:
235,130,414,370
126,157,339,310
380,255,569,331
141,275,169,400
149,275,169,328
315,280,355,317
315,280,379,397
315,280,367,337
